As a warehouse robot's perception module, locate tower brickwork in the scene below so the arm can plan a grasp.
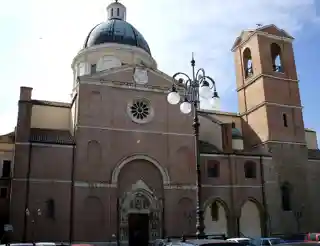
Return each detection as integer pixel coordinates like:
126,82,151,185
232,25,305,148
232,25,312,233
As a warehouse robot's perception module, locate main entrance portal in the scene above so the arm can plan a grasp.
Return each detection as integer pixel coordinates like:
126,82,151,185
128,214,149,246
119,181,162,242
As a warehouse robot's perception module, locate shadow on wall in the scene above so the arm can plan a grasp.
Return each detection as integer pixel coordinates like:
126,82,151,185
199,115,223,150
241,119,264,150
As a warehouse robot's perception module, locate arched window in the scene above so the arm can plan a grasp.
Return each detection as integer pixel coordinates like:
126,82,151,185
87,140,102,166
77,62,86,77
243,48,253,78
91,64,97,74
282,113,288,127
244,161,256,179
207,160,220,178
270,43,283,72
281,182,292,211
46,199,55,219
211,201,219,221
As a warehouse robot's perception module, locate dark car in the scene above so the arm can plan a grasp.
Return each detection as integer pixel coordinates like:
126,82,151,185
277,243,320,246
251,238,285,246
167,239,240,246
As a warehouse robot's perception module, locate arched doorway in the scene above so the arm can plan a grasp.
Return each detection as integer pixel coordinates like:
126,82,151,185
239,200,262,238
119,182,162,243
114,155,166,243
204,199,228,236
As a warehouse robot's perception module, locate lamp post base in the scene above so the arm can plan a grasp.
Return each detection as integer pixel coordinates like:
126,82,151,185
196,208,206,239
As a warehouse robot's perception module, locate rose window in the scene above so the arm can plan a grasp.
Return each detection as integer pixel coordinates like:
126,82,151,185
127,99,154,124
131,101,149,119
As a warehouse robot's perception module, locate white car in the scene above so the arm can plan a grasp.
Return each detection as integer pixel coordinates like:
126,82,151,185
6,243,56,246
227,238,252,245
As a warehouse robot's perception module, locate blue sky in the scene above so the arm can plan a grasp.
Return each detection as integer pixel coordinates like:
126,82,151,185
0,0,319,144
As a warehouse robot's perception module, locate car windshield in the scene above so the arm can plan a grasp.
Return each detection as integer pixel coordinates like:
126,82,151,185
269,239,283,245
238,240,251,246
278,243,320,246
238,239,250,243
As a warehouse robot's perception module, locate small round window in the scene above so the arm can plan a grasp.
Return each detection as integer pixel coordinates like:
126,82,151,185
127,99,154,124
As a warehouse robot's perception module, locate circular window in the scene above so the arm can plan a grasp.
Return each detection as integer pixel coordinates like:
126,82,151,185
127,99,154,124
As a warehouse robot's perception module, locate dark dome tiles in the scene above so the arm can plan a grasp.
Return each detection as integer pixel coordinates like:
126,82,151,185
84,19,151,54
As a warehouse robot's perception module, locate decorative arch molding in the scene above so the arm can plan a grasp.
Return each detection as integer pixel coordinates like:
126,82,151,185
111,154,170,185
203,197,230,236
239,197,265,237
238,197,265,217
119,181,163,241
203,197,230,217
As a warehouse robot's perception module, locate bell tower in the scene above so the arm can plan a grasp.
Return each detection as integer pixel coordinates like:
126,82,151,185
231,25,313,233
232,24,306,148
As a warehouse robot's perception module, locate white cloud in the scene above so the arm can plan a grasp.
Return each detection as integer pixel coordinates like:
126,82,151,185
0,0,318,134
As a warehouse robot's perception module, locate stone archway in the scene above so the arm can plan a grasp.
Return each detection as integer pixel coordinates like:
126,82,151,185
119,180,162,242
239,200,262,238
204,198,229,236
116,156,165,242
111,154,170,185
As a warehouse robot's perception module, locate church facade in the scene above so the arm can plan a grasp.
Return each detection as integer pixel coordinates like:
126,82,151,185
1,0,320,243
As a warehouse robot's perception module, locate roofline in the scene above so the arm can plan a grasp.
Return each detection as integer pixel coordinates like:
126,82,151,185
198,112,223,125
231,24,294,52
29,100,71,108
256,24,294,39
305,128,316,132
199,109,239,117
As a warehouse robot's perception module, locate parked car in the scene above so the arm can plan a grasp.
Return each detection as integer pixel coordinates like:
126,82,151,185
277,242,320,246
152,239,174,246
1,244,57,246
251,238,285,246
227,238,253,246
280,233,306,243
167,239,240,246
305,233,320,242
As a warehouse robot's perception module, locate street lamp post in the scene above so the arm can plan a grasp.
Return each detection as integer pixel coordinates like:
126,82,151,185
167,53,220,239
25,208,42,245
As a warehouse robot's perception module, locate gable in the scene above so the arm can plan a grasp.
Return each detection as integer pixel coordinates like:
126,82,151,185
257,24,294,39
231,24,293,51
231,30,254,51
82,65,174,91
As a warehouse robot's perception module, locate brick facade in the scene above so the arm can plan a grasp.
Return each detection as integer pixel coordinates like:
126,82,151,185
1,23,319,243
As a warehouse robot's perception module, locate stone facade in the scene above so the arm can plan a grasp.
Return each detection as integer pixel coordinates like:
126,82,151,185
0,2,320,243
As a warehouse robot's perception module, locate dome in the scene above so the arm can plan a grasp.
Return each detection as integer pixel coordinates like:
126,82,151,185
232,128,243,139
84,19,151,55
